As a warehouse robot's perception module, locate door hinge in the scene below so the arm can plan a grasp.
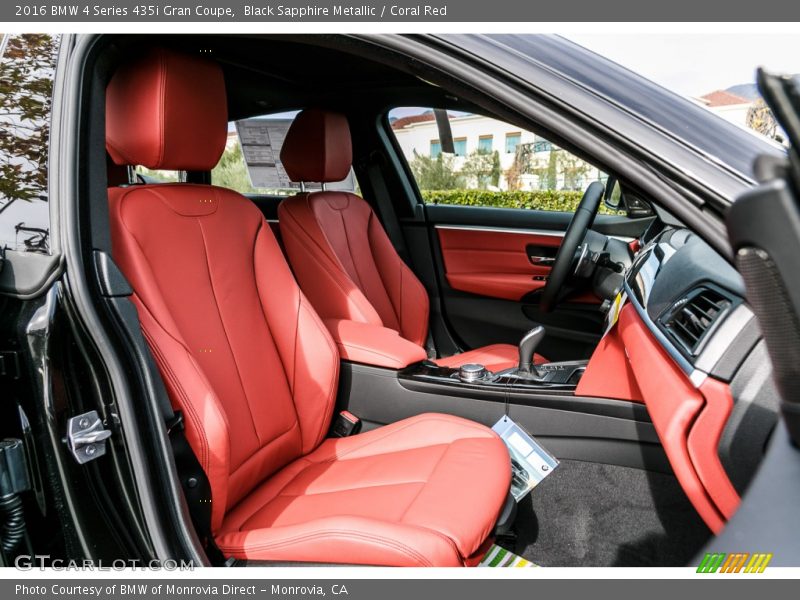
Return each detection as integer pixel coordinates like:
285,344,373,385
65,410,112,464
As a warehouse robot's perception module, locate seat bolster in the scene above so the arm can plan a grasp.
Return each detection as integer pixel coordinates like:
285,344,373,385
278,198,384,327
215,515,463,567
366,212,430,347
134,299,233,533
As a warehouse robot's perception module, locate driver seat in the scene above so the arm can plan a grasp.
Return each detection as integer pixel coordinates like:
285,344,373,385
278,109,547,372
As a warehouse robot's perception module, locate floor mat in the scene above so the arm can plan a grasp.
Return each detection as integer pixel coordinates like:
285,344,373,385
479,544,537,567
514,459,712,567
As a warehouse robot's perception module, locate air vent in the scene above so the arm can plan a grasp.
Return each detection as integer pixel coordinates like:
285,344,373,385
661,287,732,355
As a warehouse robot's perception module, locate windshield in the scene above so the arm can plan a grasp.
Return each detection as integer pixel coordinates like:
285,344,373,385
487,34,786,182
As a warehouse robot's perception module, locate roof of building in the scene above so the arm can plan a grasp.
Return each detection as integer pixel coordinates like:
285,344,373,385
698,90,751,107
390,112,437,129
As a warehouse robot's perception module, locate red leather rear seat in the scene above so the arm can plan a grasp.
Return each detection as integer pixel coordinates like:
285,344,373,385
105,48,511,566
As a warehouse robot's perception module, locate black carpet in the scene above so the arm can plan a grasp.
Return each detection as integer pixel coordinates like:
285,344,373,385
512,459,711,567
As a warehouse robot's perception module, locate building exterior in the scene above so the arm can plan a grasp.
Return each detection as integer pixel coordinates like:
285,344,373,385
390,110,604,191
694,90,753,129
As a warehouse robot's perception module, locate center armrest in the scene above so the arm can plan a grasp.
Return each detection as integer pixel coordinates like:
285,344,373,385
323,319,428,369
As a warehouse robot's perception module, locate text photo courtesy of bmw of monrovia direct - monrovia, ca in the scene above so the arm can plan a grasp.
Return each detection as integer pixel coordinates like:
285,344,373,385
244,5,448,17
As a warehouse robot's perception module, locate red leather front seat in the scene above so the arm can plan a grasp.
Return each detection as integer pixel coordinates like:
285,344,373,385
277,109,546,373
105,48,511,566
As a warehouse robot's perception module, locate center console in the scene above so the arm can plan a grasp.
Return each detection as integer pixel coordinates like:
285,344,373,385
401,359,588,392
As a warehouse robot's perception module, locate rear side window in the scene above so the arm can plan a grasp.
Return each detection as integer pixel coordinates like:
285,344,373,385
0,34,59,254
212,111,356,195
388,107,615,214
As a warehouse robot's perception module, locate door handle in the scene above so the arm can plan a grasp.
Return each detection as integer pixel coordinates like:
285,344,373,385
529,256,555,266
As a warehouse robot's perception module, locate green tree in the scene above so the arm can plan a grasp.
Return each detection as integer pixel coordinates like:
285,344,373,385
490,150,501,187
409,151,463,190
0,34,59,216
558,152,592,190
211,142,256,193
460,149,497,189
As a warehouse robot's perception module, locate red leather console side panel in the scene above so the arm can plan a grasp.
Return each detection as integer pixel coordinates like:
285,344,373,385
323,319,428,369
618,305,725,532
437,228,557,301
576,323,643,402
689,378,740,519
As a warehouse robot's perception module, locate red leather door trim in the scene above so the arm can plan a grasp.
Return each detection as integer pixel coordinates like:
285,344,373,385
618,305,725,532
437,228,558,301
689,378,740,519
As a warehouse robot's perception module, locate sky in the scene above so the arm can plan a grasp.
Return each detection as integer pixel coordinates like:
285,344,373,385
565,34,800,97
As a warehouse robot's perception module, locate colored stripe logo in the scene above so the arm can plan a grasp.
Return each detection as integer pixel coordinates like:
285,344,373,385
697,552,773,573
478,544,536,568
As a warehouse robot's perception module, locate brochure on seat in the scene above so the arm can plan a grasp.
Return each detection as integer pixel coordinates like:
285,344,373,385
492,416,559,501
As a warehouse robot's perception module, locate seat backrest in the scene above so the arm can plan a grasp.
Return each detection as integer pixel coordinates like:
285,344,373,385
278,109,430,347
106,49,338,533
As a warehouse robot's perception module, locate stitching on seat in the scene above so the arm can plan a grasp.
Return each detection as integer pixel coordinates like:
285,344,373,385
253,220,295,391
366,211,403,333
142,325,210,471
280,213,377,324
314,415,494,464
275,480,428,500
336,203,367,291
217,528,436,567
197,213,262,446
397,445,448,524
299,299,340,450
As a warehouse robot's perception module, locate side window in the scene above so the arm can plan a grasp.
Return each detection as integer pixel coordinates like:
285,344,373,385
211,111,356,195
0,34,60,254
389,107,611,213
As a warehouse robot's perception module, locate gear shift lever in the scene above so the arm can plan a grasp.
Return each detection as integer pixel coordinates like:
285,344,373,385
517,326,545,376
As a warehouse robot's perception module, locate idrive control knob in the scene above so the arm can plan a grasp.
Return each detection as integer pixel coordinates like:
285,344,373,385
459,363,488,382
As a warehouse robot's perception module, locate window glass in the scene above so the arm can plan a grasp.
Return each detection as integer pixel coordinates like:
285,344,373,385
505,132,521,154
478,135,493,153
212,111,356,194
389,107,614,213
135,167,181,183
0,34,60,254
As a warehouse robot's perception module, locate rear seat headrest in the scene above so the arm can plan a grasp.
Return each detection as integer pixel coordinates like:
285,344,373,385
106,48,228,171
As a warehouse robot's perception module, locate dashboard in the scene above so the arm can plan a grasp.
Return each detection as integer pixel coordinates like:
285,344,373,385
617,224,779,532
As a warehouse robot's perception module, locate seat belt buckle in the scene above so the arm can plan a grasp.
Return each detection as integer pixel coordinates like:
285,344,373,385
166,410,185,436
332,410,361,438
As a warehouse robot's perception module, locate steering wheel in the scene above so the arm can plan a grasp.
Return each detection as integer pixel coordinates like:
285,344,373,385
539,181,605,313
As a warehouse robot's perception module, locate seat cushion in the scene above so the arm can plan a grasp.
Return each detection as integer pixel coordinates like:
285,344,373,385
215,413,512,566
434,343,547,373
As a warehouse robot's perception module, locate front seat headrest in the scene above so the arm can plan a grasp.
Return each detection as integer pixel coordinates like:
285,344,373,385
106,47,228,172
280,108,352,183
